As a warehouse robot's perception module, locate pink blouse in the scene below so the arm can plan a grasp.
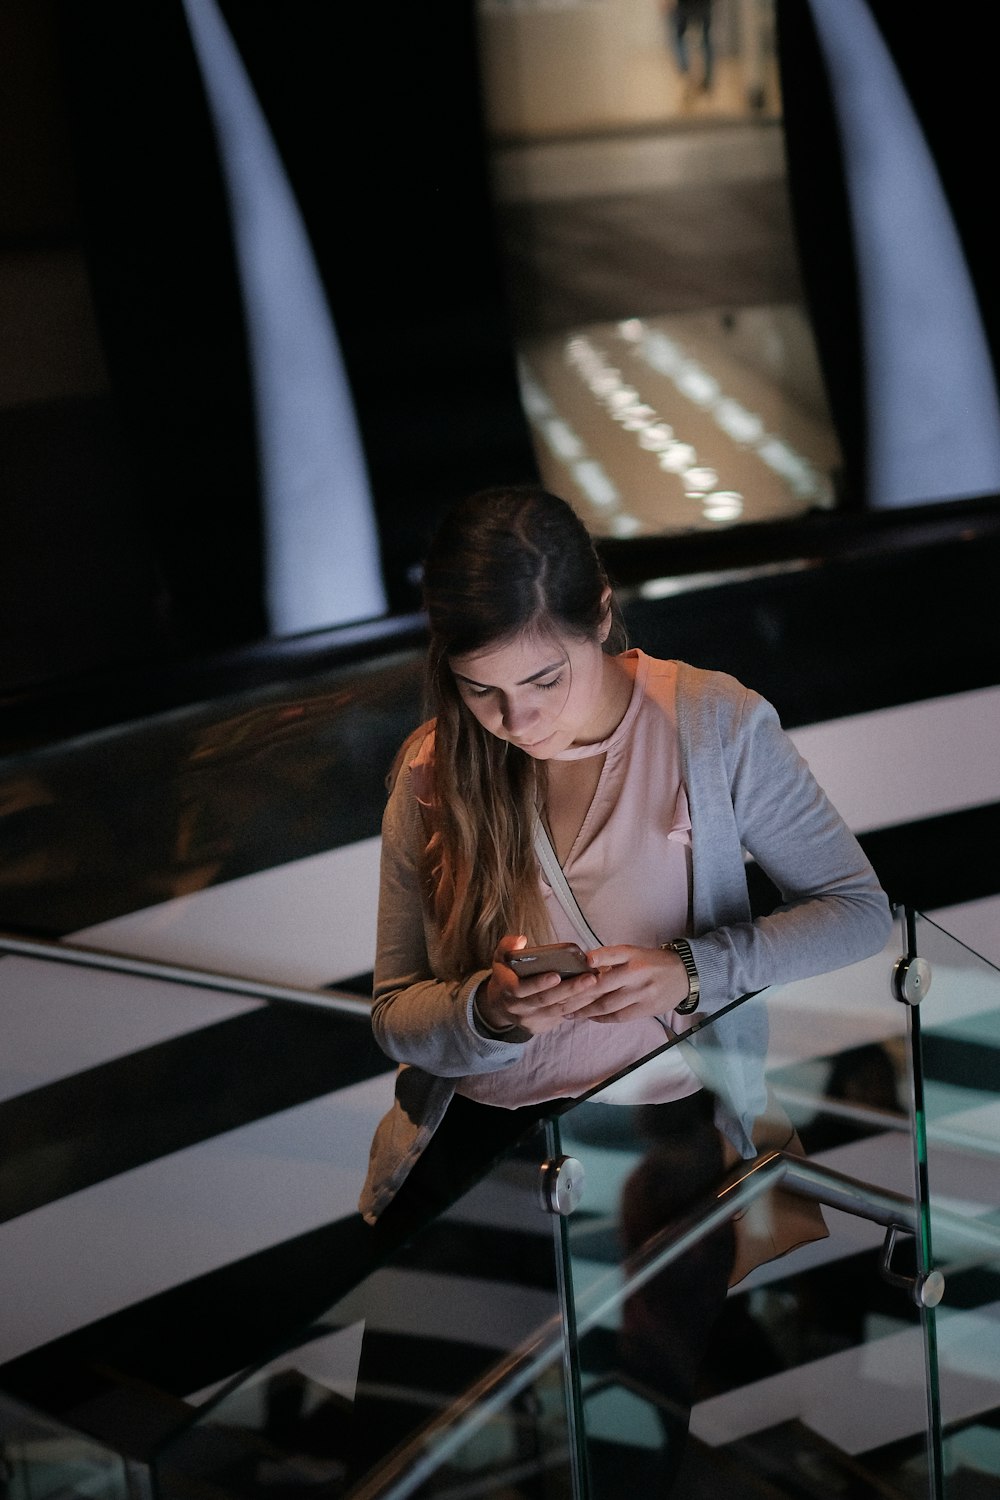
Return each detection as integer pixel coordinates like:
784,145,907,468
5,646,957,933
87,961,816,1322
457,651,701,1108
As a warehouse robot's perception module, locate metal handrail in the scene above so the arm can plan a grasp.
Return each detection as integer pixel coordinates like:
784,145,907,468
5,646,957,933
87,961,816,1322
0,931,373,1018
345,1149,938,1500
352,1147,1000,1500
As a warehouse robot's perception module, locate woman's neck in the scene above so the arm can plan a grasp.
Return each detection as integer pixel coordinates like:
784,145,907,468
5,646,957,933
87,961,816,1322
588,651,634,745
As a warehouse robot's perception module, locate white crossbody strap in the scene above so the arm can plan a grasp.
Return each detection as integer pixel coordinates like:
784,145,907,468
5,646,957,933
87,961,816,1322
533,813,701,1062
533,815,710,1105
532,818,602,949
531,817,757,1147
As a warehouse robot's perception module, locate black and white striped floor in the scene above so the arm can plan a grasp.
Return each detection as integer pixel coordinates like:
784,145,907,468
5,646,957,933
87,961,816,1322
3,105,1000,1494
2,676,998,1491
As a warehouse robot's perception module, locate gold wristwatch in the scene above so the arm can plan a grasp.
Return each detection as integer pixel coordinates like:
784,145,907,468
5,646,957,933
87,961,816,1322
662,938,700,1015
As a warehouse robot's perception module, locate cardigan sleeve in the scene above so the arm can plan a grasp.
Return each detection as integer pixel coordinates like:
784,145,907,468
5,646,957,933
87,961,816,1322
686,683,893,1007
370,763,531,1077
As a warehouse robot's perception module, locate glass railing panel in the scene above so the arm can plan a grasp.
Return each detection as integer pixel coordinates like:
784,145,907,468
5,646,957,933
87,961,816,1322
152,1119,577,1500
554,914,941,1497
10,917,974,1500
0,944,391,1417
912,912,1000,1499
370,1359,577,1500
247,908,969,1500
352,1108,936,1500
0,1390,132,1500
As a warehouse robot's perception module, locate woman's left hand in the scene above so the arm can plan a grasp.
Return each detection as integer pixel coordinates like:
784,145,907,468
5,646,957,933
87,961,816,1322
561,944,692,1023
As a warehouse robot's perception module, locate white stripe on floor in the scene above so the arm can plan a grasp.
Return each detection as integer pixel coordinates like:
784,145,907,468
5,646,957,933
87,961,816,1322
61,693,1000,987
691,1304,1000,1455
69,837,381,988
0,955,260,1105
926,893,1000,969
0,1070,395,1364
788,684,1000,835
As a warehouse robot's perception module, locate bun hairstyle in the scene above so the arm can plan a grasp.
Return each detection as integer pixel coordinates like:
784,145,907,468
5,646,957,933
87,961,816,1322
411,486,625,972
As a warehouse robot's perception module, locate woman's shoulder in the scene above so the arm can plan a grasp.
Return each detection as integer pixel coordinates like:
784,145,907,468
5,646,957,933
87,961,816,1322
382,721,438,844
668,660,778,747
406,720,437,771
636,654,756,714
387,720,436,786
385,720,439,815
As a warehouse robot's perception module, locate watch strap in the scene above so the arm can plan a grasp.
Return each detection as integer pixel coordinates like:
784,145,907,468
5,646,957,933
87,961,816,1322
663,938,701,1015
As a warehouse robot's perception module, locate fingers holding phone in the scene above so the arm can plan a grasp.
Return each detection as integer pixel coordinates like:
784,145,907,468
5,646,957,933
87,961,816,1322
479,937,598,1034
508,942,593,979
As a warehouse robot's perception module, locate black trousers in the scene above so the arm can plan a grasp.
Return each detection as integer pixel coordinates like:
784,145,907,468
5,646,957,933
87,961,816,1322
365,1090,571,1255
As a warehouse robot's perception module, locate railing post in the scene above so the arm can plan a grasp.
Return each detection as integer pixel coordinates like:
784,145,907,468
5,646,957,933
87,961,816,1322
895,904,945,1499
544,1118,591,1500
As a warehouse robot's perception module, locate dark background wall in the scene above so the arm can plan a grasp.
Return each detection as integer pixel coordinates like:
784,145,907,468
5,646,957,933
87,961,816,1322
776,0,1000,510
0,0,537,704
2,0,998,745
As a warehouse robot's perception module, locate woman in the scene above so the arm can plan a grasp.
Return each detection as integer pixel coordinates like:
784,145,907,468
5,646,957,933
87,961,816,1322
360,484,892,1230
348,485,891,1490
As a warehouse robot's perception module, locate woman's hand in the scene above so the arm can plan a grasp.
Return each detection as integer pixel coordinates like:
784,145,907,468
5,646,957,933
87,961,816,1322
561,944,691,1024
477,934,600,1037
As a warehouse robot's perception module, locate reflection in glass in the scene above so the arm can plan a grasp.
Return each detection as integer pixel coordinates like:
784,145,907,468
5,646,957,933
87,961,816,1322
476,0,843,540
14,914,1000,1497
153,1123,575,1500
521,312,836,538
558,928,940,1496
0,1392,130,1500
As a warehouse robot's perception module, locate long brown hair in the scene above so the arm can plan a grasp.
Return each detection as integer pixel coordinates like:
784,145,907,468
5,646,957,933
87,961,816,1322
401,486,626,974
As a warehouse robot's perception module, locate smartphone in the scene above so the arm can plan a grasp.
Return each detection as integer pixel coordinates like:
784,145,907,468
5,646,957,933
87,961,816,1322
508,942,593,979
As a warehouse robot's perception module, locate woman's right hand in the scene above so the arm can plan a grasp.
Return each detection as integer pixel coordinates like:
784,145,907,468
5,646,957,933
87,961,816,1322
477,934,600,1036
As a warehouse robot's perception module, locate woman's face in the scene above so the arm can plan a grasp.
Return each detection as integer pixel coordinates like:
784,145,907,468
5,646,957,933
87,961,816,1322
449,617,623,758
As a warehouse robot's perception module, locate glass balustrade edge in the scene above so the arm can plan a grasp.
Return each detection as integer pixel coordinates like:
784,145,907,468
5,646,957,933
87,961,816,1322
548,1119,592,1500
347,1149,928,1500
0,931,373,1017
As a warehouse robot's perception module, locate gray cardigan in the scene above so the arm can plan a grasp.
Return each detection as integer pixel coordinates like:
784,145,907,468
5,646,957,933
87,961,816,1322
359,662,893,1222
